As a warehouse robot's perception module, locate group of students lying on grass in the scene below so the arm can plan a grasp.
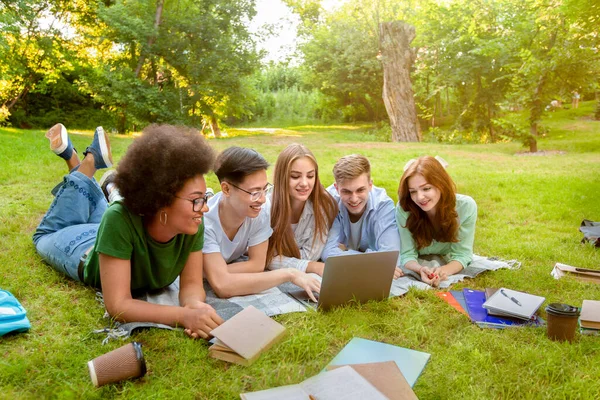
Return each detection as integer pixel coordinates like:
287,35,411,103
33,124,477,340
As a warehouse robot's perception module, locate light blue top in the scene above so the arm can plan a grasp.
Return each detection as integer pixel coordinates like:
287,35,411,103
395,193,477,268
322,184,401,265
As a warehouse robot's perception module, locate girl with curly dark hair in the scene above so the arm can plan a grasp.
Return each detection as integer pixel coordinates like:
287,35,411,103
396,156,477,287
33,124,223,339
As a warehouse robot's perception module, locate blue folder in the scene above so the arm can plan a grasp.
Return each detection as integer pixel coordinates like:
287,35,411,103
462,288,539,329
326,337,430,387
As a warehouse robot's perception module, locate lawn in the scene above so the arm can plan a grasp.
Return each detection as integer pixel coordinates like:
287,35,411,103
1,103,599,399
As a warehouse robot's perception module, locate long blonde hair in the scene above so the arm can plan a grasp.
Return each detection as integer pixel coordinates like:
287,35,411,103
267,144,338,265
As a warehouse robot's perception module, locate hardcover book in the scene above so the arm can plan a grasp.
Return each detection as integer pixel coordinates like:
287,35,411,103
209,305,286,366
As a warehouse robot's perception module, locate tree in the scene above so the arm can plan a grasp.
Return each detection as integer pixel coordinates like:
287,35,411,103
379,21,420,142
0,0,77,124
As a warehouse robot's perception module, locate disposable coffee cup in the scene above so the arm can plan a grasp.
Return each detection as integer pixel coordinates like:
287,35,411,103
88,342,146,387
546,303,580,342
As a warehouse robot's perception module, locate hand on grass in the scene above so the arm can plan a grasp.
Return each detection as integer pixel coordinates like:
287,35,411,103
290,269,321,302
182,302,224,340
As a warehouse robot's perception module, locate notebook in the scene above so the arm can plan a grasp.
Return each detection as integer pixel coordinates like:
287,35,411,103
580,300,600,330
240,365,387,400
482,288,545,320
436,292,468,316
209,306,286,366
463,289,537,328
325,337,430,388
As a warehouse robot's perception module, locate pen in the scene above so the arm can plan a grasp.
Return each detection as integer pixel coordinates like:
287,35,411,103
308,395,317,400
500,289,522,306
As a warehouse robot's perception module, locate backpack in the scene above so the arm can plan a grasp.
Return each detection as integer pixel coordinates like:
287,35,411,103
0,289,31,337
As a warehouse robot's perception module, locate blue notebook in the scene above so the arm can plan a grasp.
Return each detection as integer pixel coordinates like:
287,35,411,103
462,289,540,329
326,337,430,388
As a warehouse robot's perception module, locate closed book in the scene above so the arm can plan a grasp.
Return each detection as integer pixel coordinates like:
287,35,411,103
209,305,286,366
580,300,600,330
482,288,545,320
326,337,430,388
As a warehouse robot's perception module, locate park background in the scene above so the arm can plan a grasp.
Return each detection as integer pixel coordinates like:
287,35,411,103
1,0,600,398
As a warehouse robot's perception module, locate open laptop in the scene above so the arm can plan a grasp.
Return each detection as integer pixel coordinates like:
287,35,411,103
290,250,399,311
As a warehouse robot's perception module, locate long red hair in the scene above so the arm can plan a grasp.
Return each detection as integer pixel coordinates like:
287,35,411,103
398,156,458,249
267,144,338,266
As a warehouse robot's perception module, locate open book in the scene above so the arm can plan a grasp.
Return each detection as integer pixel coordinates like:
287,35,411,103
209,305,286,366
240,365,389,400
551,263,600,284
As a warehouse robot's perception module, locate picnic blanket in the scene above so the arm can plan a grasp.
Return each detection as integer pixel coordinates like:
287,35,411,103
389,254,520,296
93,279,306,344
93,255,518,343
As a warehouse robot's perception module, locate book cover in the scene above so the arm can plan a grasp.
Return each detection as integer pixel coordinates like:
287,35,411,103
482,288,545,320
580,300,600,330
327,361,417,400
209,305,286,366
326,337,430,388
436,292,468,316
450,290,468,314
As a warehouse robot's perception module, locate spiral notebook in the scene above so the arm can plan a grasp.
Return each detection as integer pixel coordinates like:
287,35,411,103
482,288,545,320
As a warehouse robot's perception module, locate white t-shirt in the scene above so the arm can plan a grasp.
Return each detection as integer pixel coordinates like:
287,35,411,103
203,192,273,263
348,214,365,251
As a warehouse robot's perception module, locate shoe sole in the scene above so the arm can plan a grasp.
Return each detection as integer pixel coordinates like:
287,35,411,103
96,126,113,168
99,169,116,189
46,123,68,155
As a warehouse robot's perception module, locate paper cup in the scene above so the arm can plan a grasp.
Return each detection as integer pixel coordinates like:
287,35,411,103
546,303,580,342
88,342,146,387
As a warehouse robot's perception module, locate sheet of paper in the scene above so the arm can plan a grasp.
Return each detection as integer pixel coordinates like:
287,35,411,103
241,384,309,400
301,366,387,400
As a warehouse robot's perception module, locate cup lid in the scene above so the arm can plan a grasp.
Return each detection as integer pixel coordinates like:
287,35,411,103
546,303,580,316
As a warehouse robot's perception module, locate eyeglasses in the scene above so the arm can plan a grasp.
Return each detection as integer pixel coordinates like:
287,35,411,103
228,182,273,202
174,192,212,212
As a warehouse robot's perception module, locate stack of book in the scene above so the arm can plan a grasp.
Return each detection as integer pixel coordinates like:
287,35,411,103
437,288,545,328
580,300,600,336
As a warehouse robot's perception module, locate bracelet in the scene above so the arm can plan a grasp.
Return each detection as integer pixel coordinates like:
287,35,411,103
418,266,424,274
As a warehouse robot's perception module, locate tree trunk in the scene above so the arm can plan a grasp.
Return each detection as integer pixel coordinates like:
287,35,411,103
210,115,222,138
379,21,420,142
134,0,164,78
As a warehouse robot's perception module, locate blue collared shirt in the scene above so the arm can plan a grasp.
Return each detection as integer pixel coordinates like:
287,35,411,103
322,184,401,266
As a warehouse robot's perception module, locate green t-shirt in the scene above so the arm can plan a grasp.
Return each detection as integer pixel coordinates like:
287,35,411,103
395,194,477,268
83,202,204,292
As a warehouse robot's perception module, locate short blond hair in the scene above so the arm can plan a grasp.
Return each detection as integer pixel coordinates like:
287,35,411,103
333,154,371,182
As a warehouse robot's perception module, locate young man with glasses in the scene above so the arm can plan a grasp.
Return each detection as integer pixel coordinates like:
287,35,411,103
203,147,320,300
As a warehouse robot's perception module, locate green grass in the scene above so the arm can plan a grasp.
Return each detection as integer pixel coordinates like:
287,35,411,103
1,103,599,399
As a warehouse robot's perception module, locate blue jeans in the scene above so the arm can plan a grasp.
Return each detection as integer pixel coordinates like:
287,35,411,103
33,172,107,281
